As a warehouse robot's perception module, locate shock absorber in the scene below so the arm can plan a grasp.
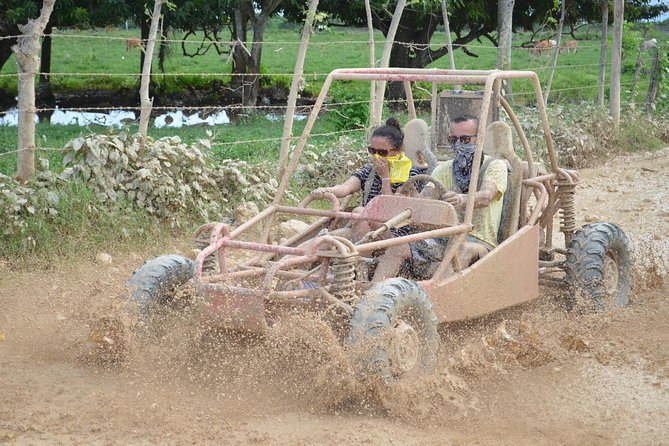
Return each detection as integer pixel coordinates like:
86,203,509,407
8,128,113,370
555,176,577,245
192,224,218,273
330,255,358,305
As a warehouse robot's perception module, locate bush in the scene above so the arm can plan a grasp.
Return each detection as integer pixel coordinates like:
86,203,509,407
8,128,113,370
0,131,281,260
60,131,277,222
294,136,367,192
512,102,669,168
329,86,369,131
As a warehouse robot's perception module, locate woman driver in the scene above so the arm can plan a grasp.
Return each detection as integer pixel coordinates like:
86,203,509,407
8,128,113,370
308,117,422,241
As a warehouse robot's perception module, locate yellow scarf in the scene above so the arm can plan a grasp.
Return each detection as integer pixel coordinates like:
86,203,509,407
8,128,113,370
375,153,412,184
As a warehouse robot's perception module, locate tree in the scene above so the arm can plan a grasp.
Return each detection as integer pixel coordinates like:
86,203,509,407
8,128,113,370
228,0,283,110
284,0,499,100
13,0,56,182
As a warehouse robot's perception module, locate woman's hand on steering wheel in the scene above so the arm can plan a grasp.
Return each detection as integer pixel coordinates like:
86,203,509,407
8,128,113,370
396,174,447,198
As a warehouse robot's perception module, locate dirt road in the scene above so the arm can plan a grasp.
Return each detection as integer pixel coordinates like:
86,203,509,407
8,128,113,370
1,149,668,445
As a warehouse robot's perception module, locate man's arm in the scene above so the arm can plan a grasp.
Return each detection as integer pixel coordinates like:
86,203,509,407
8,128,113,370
443,181,499,209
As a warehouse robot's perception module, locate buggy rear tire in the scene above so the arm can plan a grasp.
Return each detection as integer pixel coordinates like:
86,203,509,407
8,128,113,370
348,278,439,383
126,254,194,320
565,222,632,311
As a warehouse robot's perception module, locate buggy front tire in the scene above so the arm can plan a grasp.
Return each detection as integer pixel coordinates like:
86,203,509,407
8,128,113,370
565,222,632,311
126,254,195,321
348,278,439,383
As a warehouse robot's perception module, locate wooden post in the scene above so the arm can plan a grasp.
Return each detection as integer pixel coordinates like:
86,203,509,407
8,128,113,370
597,0,608,109
138,0,165,153
609,0,624,132
440,0,456,72
365,0,377,128
372,0,406,126
12,0,56,182
277,0,319,181
645,47,660,114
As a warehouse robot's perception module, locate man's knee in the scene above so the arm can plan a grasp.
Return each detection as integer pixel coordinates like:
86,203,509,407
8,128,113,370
457,241,490,267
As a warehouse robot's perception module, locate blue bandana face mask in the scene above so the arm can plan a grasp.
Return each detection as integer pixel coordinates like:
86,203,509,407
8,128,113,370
452,142,477,193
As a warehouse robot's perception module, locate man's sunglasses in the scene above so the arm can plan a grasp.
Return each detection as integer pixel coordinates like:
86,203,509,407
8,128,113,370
367,146,393,157
448,135,477,145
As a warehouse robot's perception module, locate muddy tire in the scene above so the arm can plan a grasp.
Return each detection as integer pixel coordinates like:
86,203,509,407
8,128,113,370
348,278,439,383
565,222,632,311
126,255,194,320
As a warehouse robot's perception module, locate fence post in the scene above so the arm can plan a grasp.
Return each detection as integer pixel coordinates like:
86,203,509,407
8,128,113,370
12,0,56,182
365,0,377,128
597,0,608,109
138,0,165,154
371,0,406,126
277,0,319,182
645,47,660,114
544,0,565,106
609,0,624,132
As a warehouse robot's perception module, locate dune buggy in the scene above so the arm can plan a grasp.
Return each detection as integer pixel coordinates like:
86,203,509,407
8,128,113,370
127,68,631,383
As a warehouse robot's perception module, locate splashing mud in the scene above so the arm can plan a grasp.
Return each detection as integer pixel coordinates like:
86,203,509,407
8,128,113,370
1,149,669,444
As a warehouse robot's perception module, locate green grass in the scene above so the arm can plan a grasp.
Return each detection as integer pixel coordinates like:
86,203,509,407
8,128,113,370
0,112,354,175
2,22,666,98
0,179,168,262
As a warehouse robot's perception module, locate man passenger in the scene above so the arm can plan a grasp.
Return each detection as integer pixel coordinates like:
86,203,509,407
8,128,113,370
372,114,508,281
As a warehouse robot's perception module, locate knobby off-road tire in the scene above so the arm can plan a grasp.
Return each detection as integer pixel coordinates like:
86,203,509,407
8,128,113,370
348,278,439,383
126,255,194,322
565,222,632,311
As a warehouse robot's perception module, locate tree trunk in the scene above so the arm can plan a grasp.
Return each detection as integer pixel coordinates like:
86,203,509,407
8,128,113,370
496,0,515,99
12,0,56,182
544,0,565,106
138,0,164,151
241,18,267,110
230,0,281,112
597,0,608,109
37,19,55,123
230,5,250,91
610,0,624,131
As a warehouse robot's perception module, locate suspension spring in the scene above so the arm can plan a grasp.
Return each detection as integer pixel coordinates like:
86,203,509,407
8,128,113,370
193,230,218,273
330,256,358,305
555,177,577,243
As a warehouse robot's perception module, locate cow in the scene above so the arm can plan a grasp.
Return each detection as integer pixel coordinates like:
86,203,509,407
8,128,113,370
126,37,143,52
560,40,578,54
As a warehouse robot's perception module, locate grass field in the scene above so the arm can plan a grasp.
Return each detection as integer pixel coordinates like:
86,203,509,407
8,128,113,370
0,19,667,177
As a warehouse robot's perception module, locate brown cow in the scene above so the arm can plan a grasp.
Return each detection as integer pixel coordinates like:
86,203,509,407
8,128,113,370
126,37,143,52
560,40,578,54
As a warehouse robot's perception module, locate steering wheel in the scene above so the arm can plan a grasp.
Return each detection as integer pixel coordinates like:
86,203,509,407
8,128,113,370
395,174,448,199
299,191,341,211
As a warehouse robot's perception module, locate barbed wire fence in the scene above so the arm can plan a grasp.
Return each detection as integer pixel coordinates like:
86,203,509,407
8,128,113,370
0,30,660,174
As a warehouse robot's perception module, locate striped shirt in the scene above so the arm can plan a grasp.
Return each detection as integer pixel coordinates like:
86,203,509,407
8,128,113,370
351,164,424,237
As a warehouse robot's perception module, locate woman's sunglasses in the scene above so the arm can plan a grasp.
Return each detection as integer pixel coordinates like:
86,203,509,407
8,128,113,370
367,146,394,157
448,135,477,145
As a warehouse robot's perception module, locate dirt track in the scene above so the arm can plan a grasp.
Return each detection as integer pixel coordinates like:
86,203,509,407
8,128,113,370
1,149,668,445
